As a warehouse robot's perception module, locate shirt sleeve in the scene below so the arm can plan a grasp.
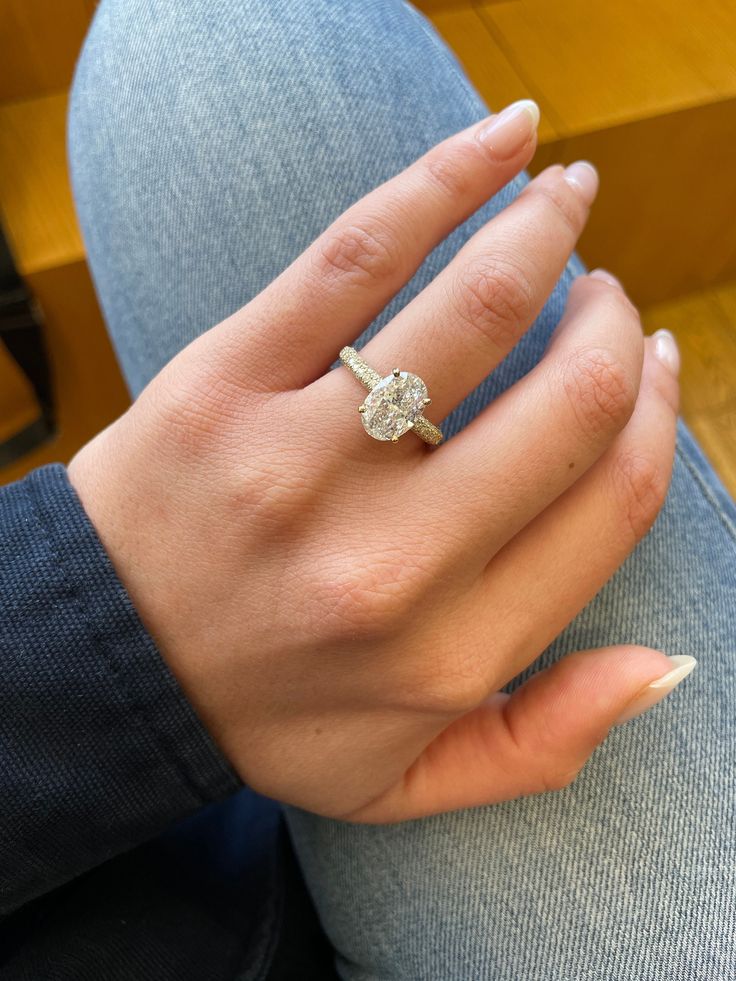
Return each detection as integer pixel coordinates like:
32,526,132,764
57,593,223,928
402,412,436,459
0,463,242,916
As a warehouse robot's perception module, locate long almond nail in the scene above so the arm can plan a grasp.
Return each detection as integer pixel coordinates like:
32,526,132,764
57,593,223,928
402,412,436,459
476,100,540,160
589,268,623,290
613,655,697,726
563,160,599,205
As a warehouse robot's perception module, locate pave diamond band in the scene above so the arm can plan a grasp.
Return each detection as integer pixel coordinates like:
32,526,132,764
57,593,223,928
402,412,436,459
338,346,443,445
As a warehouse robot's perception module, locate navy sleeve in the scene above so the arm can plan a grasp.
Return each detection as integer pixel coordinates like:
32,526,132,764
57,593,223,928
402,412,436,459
0,463,242,915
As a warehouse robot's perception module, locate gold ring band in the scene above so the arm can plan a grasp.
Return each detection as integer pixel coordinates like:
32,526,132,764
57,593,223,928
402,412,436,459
338,346,443,446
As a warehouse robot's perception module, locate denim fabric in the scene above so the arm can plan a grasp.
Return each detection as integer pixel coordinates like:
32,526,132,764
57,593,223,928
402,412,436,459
66,0,736,978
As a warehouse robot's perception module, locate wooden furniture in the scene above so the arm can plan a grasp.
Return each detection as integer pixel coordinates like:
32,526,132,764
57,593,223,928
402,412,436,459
0,90,130,485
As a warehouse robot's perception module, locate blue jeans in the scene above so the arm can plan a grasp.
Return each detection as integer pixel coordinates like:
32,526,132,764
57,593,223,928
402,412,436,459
68,1,736,977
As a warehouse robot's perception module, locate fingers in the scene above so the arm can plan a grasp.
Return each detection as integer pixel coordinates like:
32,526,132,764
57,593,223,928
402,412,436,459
211,101,540,389
348,333,682,825
419,273,646,568
331,160,598,422
474,331,679,686
346,645,696,823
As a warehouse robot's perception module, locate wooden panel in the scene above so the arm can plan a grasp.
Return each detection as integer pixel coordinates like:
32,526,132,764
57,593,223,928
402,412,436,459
428,5,558,141
412,0,513,12
528,98,736,307
0,260,130,486
429,0,736,305
412,0,474,11
641,281,736,498
641,288,736,416
0,0,96,101
686,404,736,500
0,92,84,275
0,340,38,442
478,0,736,137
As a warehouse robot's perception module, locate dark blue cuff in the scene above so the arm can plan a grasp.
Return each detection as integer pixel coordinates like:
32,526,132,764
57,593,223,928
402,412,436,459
0,463,242,915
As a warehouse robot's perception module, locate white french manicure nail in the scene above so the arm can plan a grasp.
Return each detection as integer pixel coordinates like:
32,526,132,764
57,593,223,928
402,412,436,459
613,655,697,726
563,160,599,205
652,328,681,377
476,99,540,159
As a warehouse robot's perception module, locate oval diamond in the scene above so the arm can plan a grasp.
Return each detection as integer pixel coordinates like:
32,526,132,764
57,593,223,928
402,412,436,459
361,371,428,441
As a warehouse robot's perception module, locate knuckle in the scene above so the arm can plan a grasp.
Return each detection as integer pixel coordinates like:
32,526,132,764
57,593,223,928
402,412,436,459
612,449,669,540
312,550,424,643
227,458,314,534
454,257,535,350
563,347,637,443
423,144,481,199
537,761,583,794
315,217,402,288
532,178,586,236
502,692,585,795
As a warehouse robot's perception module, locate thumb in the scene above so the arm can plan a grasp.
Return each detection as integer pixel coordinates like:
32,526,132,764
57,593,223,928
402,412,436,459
353,646,696,823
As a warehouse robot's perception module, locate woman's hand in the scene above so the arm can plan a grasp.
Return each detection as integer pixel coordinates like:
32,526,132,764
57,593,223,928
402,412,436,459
68,102,684,823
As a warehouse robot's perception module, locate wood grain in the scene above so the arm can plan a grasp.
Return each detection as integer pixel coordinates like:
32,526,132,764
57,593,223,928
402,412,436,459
642,282,736,497
0,93,85,275
0,0,96,102
428,5,558,141
477,0,736,137
425,1,736,307
528,98,736,307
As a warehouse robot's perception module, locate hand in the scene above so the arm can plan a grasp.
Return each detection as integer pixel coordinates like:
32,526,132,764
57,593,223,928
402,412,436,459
68,102,684,823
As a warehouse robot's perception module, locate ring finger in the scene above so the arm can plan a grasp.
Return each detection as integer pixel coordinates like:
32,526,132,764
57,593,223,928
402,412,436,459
314,159,599,432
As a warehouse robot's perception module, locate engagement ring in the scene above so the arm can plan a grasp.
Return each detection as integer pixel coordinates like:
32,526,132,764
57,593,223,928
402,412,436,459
339,346,443,445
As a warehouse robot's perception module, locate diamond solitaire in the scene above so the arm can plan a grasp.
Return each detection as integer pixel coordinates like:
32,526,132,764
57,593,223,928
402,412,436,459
338,346,443,446
360,370,428,441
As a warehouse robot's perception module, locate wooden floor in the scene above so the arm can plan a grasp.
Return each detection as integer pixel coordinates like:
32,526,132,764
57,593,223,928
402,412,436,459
0,0,734,498
640,283,736,493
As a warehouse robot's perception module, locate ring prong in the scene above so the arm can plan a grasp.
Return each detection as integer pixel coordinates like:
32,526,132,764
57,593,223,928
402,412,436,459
423,397,432,406
358,404,366,413
392,367,400,377
391,434,400,442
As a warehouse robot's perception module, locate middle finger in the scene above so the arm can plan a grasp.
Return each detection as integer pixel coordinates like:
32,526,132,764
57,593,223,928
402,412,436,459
316,160,599,429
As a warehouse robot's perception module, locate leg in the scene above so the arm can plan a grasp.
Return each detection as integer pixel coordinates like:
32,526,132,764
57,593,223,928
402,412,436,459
69,2,736,978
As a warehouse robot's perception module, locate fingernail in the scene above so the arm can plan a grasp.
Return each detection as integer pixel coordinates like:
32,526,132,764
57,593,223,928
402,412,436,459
589,268,623,290
652,328,680,377
476,99,540,160
563,160,599,205
613,655,697,726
